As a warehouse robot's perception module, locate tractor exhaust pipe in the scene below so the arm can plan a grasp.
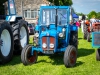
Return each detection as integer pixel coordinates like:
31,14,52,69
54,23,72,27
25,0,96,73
55,8,58,30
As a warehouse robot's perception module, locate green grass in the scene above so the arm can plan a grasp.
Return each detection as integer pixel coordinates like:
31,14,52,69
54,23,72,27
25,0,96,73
0,28,100,75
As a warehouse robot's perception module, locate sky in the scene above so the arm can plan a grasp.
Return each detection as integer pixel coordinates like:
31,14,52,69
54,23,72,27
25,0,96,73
72,0,100,14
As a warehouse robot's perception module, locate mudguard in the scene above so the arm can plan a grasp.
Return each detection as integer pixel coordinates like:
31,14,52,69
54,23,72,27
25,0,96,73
70,25,78,31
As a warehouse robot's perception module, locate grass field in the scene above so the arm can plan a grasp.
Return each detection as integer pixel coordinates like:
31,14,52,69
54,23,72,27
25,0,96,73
0,28,100,75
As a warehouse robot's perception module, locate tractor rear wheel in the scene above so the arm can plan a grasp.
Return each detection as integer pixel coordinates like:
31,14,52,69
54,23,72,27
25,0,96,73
21,45,38,65
12,19,29,53
64,45,77,68
96,49,100,61
83,24,87,39
0,21,14,64
87,32,91,42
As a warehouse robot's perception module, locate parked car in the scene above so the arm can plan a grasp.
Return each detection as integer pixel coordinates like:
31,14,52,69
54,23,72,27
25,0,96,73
28,23,35,35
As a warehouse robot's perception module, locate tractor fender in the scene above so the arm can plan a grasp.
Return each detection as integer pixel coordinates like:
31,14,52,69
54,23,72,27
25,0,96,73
70,25,78,31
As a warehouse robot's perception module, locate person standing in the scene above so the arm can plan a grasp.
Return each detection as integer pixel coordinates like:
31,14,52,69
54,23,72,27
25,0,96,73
90,16,96,31
35,16,39,25
76,20,80,30
81,14,86,33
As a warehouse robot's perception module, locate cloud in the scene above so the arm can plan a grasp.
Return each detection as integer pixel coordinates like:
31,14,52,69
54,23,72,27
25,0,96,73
72,0,99,7
91,0,100,1
72,0,100,4
80,5,83,7
72,0,100,14
93,9,97,11
72,0,83,4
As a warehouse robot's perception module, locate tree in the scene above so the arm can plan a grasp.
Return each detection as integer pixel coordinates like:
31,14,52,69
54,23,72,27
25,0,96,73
87,11,97,19
97,12,100,19
59,0,73,6
0,0,6,15
47,0,73,6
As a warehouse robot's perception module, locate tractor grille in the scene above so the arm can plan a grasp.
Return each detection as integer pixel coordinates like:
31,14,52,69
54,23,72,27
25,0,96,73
42,36,55,50
92,32,100,47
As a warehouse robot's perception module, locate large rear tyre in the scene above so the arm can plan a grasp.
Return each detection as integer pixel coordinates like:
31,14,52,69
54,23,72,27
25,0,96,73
96,49,100,61
64,45,77,68
21,45,38,65
0,21,14,64
12,19,29,52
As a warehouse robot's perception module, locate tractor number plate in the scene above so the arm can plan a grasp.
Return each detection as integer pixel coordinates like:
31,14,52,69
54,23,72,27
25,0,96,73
43,50,54,54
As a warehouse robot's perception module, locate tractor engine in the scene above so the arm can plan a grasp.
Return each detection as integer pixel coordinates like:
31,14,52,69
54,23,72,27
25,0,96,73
41,35,56,54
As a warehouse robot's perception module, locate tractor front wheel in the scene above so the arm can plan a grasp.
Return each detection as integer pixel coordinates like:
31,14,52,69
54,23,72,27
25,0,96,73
96,49,100,61
69,31,78,50
21,45,38,65
64,45,77,68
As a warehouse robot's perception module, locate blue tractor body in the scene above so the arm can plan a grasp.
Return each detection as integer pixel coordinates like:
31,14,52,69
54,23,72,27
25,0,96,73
6,0,23,22
33,6,77,54
21,6,78,67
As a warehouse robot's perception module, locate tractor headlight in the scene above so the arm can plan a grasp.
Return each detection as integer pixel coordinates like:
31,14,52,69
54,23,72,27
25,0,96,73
62,28,66,32
35,33,39,37
42,43,47,48
49,43,54,48
59,33,64,37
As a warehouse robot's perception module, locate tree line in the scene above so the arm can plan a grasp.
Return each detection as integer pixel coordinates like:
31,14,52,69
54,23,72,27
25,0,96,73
0,0,6,15
0,0,73,15
77,11,100,20
0,0,99,20
87,11,100,19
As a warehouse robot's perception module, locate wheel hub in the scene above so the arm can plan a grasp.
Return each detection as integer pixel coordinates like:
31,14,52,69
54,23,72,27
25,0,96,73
0,39,3,46
20,26,27,48
1,29,11,56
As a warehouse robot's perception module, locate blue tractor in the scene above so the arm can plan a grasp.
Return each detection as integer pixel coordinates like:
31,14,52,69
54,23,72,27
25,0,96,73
0,0,29,64
21,6,78,68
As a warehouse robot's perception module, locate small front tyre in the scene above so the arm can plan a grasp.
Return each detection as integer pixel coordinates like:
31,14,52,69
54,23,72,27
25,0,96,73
96,49,100,61
21,45,38,65
64,45,77,68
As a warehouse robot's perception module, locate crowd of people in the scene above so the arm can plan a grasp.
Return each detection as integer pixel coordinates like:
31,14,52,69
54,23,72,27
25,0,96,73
75,15,100,32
